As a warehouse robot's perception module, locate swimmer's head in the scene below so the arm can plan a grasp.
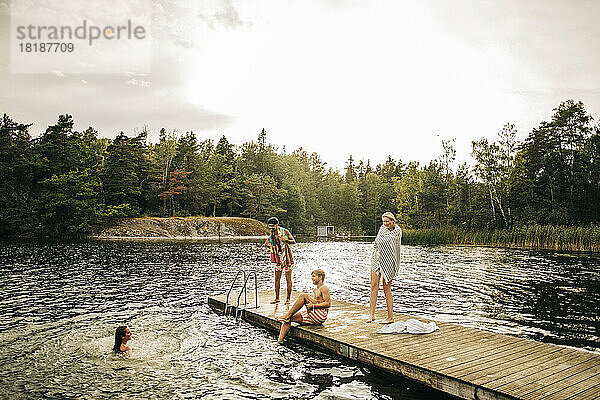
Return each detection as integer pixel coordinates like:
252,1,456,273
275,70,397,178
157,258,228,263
113,326,131,353
311,269,325,283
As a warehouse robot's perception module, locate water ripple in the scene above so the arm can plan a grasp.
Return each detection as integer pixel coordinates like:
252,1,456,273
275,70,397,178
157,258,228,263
0,239,598,399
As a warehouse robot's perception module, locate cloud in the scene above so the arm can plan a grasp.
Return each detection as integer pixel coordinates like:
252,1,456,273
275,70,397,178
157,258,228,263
126,78,151,87
196,0,250,30
0,66,235,140
213,0,249,29
3,0,600,170
0,0,9,16
174,38,200,49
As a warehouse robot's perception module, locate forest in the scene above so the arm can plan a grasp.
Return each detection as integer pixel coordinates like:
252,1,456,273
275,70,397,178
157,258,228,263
1,99,599,239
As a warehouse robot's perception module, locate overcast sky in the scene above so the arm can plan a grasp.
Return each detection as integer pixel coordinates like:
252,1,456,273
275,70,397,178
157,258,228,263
1,0,600,170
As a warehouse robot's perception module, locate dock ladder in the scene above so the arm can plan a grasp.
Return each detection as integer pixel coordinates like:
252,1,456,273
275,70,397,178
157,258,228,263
224,268,259,319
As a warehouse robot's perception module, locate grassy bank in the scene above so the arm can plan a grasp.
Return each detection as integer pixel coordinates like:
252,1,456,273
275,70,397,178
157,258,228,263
402,225,600,252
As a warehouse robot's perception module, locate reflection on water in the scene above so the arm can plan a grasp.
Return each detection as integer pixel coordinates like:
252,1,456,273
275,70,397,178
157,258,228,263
0,239,598,399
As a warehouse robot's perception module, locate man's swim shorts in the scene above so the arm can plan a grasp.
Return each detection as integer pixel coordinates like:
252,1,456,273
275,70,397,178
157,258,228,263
300,307,328,324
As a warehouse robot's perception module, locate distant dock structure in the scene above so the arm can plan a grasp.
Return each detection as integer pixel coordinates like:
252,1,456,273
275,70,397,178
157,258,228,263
316,225,335,237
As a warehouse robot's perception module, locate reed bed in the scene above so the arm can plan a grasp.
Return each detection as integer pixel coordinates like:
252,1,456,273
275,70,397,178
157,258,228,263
402,225,600,252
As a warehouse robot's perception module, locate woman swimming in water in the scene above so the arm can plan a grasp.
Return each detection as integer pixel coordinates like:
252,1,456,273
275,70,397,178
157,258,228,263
112,326,132,354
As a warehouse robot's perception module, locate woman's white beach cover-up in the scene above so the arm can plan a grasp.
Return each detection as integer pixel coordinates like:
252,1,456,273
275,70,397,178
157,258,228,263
371,224,402,283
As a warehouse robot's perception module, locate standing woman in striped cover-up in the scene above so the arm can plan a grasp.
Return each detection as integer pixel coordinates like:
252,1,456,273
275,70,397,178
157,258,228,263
368,212,402,324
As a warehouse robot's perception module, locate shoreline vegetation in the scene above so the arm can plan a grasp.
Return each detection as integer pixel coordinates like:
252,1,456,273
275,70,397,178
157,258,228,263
1,99,599,243
89,216,600,252
402,226,600,252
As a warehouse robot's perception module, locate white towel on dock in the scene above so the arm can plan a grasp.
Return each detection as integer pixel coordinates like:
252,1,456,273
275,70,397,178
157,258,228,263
376,319,439,334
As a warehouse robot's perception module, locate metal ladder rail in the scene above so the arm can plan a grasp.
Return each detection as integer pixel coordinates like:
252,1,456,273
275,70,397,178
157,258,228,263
235,270,259,319
224,268,246,317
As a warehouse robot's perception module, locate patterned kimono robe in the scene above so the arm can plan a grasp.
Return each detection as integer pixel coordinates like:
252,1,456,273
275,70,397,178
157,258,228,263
371,225,402,283
266,226,294,269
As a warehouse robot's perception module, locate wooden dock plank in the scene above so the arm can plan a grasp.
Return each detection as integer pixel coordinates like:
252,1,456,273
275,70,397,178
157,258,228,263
333,328,484,366
469,346,573,385
396,326,495,354
396,338,516,371
476,347,592,387
419,336,540,372
541,375,600,400
493,355,599,397
439,341,552,374
364,328,484,359
386,332,490,363
563,381,600,400
369,328,471,356
520,361,600,400
208,290,600,400
451,344,562,384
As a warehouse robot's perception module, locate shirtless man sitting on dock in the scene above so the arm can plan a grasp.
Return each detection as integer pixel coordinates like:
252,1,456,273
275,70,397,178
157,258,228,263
275,269,331,344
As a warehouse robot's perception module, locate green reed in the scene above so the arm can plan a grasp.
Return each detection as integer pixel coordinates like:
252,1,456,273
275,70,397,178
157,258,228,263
402,225,600,252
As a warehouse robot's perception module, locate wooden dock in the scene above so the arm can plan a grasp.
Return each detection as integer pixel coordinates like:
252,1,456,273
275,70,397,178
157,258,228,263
208,290,600,400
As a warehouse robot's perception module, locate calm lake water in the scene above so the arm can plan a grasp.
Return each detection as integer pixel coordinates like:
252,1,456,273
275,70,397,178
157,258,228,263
0,239,598,399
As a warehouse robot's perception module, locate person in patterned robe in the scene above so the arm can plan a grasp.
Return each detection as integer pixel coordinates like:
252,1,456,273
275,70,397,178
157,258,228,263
368,212,402,324
264,216,296,304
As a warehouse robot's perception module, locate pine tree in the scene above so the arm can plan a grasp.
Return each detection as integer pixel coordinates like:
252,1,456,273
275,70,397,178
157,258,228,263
0,114,34,235
102,132,143,212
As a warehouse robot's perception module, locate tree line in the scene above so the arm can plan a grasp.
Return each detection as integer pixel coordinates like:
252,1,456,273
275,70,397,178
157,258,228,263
1,99,599,238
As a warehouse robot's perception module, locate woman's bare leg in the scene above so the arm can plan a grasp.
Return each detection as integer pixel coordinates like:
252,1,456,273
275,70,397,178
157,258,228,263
381,278,394,323
272,269,282,303
368,269,380,322
284,269,293,304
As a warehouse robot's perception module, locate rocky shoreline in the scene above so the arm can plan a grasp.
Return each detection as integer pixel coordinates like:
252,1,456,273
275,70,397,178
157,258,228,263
94,216,269,239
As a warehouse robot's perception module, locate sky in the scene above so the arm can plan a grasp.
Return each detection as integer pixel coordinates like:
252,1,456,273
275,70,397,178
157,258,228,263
1,0,600,171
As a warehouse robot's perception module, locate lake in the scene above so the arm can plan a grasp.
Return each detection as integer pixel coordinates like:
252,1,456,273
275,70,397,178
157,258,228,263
0,239,598,399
